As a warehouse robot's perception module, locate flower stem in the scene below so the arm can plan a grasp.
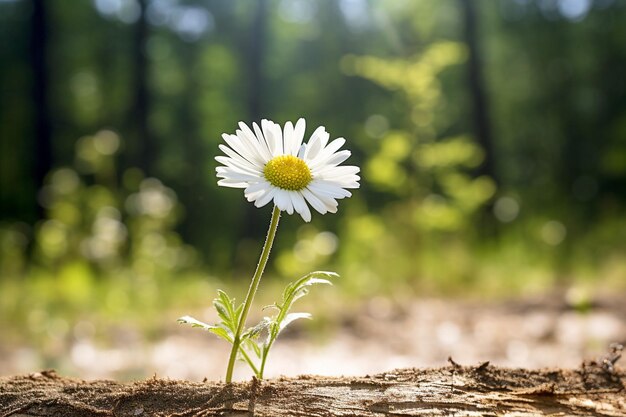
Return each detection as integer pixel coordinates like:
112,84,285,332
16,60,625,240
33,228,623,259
225,205,281,383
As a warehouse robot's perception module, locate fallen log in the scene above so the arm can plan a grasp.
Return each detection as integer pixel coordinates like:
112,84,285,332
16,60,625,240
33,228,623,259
1,364,624,417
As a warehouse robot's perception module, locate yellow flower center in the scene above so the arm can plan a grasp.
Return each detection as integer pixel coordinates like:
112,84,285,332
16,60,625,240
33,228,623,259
264,155,312,191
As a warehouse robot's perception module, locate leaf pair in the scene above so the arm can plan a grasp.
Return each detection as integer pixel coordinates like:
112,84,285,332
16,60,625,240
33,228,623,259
178,271,337,379
178,289,240,343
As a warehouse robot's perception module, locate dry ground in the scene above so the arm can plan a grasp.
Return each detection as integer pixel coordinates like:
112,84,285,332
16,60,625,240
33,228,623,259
1,364,625,416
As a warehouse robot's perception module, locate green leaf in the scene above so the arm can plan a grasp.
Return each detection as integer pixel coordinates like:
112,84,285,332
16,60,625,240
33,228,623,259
210,326,233,342
213,301,230,324
242,338,262,358
282,271,336,311
213,289,241,333
218,290,233,312
177,315,213,329
279,312,312,333
235,302,244,323
243,317,271,340
177,316,233,342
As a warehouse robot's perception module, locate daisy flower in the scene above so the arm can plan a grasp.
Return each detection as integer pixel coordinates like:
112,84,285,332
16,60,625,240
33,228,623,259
216,118,360,222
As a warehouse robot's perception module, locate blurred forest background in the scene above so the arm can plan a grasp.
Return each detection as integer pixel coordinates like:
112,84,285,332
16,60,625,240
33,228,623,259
0,0,625,378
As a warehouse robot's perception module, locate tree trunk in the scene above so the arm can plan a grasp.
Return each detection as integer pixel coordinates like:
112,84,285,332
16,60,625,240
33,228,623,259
30,0,52,217
130,0,154,176
1,366,624,416
241,0,269,240
247,0,267,124
459,0,496,183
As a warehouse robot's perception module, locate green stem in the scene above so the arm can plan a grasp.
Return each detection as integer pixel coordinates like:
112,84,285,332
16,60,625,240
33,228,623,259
238,344,260,378
259,281,298,378
259,331,275,378
225,205,281,383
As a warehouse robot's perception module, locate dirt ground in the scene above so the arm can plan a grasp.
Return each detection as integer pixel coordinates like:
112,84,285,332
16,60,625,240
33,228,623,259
1,363,624,416
1,296,625,416
1,295,624,381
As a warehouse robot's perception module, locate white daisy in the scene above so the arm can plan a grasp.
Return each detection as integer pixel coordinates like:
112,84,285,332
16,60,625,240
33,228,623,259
216,118,360,222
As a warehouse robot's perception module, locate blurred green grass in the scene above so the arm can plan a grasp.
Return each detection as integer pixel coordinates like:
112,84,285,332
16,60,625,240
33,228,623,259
2,0,626,357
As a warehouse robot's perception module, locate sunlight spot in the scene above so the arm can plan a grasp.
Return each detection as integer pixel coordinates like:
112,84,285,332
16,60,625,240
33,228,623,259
51,168,80,194
279,0,316,24
541,220,566,246
94,0,122,15
294,239,315,262
436,321,461,347
557,0,591,21
340,0,370,29
172,7,213,42
313,232,338,256
364,114,389,139
93,0,140,24
493,196,520,223
146,0,172,25
93,130,120,156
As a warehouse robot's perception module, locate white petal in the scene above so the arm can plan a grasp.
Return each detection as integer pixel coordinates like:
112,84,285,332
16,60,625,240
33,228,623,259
245,189,265,202
291,118,306,156
316,165,360,177
217,179,248,188
283,121,295,155
237,122,273,164
289,191,311,222
215,156,262,175
255,187,277,208
223,133,263,166
309,137,346,167
297,144,307,159
303,126,328,161
307,187,339,211
301,188,327,215
262,119,283,157
272,122,284,156
244,181,271,200
308,181,352,199
252,122,273,162
216,168,259,183
317,150,351,169
235,130,267,166
218,144,263,171
274,190,293,213
331,179,360,189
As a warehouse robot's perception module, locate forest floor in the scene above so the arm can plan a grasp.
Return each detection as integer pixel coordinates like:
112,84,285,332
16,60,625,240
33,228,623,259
0,295,625,416
1,294,625,381
1,364,625,416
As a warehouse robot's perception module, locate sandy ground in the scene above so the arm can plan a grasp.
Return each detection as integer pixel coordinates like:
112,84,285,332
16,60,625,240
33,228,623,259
2,366,625,416
0,296,624,382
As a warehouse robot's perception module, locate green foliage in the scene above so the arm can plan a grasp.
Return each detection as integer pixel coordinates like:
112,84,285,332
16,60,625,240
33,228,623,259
178,272,335,379
1,0,626,365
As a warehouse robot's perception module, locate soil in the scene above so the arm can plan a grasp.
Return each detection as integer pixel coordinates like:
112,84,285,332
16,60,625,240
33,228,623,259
1,362,625,417
2,295,625,382
1,296,625,416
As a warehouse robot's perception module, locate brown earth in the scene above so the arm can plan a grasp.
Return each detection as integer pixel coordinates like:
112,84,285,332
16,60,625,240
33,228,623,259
1,361,625,417
2,295,625,382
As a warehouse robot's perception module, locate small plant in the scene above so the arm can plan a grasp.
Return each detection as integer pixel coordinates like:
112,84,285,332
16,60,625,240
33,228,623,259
179,118,360,382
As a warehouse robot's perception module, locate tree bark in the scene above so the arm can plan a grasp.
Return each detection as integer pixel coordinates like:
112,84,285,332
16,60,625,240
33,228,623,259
459,0,497,183
1,366,624,417
30,0,52,217
247,0,267,124
240,0,269,240
130,0,154,176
